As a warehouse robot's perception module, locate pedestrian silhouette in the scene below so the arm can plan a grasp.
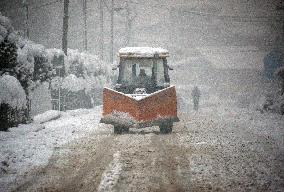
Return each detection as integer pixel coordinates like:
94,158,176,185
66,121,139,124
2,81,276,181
191,86,201,111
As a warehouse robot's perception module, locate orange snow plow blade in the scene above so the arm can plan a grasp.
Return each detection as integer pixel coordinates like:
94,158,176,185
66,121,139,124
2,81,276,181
101,86,179,127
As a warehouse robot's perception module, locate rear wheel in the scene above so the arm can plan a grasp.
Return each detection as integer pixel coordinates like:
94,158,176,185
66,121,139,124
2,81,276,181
114,125,129,134
159,121,173,134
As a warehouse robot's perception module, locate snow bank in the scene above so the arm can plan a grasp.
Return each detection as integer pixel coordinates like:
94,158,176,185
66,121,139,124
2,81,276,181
64,108,97,116
119,47,169,58
0,75,26,109
33,110,61,124
0,106,104,191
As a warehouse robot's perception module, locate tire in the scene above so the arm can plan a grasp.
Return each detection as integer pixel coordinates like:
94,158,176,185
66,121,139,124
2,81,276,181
114,125,129,134
159,121,173,134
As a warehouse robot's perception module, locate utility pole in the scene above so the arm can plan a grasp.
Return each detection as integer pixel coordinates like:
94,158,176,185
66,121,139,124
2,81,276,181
99,0,104,60
60,0,69,111
83,0,88,51
62,0,69,56
22,0,29,38
110,0,114,63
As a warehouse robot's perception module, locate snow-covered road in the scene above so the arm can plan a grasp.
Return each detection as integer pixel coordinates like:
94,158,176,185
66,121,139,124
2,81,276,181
1,104,284,192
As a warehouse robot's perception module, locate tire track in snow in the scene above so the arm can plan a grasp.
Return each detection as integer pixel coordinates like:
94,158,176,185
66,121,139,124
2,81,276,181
97,151,123,192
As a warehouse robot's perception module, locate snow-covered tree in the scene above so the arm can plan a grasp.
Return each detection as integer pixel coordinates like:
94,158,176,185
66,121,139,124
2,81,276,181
67,49,111,79
0,13,55,122
16,39,56,120
0,75,26,109
48,48,112,110
0,75,27,130
22,41,55,85
0,13,18,75
66,49,111,96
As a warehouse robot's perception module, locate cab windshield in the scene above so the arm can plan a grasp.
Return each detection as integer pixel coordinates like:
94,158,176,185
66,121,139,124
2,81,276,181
119,58,165,87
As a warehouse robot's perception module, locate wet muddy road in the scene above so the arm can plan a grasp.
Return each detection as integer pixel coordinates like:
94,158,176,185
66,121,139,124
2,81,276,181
13,112,284,192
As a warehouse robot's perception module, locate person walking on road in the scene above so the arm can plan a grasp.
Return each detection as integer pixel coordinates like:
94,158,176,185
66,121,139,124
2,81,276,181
191,86,201,111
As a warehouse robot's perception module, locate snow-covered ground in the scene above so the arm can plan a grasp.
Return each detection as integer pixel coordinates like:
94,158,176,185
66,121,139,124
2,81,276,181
97,151,123,192
178,103,284,191
0,100,283,191
0,106,105,192
33,110,61,124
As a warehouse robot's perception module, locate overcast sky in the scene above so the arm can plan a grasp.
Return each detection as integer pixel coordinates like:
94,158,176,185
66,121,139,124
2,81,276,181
0,0,283,65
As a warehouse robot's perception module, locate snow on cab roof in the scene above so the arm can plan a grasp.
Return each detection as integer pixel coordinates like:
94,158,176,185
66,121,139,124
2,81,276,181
118,47,169,58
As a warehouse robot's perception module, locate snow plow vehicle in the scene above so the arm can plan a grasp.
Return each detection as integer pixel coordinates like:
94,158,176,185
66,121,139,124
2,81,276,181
100,47,179,134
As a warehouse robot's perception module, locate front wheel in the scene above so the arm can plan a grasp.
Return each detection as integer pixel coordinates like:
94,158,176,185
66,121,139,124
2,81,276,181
159,121,173,134
114,125,129,134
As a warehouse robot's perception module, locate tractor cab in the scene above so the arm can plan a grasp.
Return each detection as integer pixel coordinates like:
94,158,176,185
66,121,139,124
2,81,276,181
101,47,178,134
115,47,171,95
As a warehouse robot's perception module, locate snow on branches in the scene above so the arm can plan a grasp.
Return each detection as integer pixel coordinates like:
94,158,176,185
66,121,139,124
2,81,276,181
0,75,26,109
67,49,111,78
17,40,55,90
0,13,55,122
0,14,18,73
1,13,54,92
48,48,111,93
61,74,85,92
48,48,112,110
0,13,17,44
0,74,27,130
